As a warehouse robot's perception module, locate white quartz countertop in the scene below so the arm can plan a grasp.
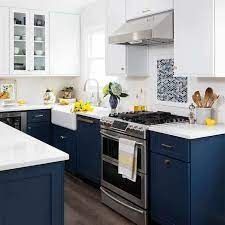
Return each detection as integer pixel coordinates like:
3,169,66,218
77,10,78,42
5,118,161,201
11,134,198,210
0,122,69,172
76,107,110,119
0,104,52,112
148,123,225,139
0,103,110,119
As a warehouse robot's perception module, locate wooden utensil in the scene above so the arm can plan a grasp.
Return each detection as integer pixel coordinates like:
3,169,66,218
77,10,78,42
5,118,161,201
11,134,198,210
204,87,214,107
208,94,219,108
194,91,203,107
192,95,200,107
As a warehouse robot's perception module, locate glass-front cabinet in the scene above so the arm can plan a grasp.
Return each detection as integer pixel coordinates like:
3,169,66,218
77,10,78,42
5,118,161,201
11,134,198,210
10,9,49,75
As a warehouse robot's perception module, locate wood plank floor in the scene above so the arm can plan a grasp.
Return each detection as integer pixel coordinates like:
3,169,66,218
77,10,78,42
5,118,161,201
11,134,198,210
64,175,135,225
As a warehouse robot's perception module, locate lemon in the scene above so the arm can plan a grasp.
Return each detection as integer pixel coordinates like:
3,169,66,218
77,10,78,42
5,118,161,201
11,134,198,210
206,118,217,126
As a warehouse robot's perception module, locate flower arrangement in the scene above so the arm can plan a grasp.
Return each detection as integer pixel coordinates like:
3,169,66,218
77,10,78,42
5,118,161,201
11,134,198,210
72,100,94,112
103,82,128,111
103,82,128,99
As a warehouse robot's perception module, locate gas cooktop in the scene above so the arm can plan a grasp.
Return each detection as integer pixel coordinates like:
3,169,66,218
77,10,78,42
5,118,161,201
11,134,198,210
109,111,188,125
101,111,189,139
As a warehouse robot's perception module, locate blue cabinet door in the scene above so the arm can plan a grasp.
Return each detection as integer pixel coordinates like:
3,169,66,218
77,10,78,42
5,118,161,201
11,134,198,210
0,163,64,225
151,153,190,225
77,116,101,185
52,125,76,174
27,122,51,144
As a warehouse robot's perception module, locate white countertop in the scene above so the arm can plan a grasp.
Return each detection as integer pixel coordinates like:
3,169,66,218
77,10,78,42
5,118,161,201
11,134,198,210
0,122,69,172
76,107,110,119
148,123,225,139
0,104,52,112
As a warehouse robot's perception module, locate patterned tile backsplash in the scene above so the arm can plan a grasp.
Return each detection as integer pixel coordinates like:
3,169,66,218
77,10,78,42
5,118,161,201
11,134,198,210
157,59,188,103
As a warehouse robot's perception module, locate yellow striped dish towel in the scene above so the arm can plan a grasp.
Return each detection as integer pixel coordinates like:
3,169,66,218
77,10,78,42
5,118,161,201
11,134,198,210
118,138,137,182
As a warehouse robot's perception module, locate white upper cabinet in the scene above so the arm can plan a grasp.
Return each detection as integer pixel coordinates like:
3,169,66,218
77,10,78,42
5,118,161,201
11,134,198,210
174,0,225,77
126,0,174,21
10,9,49,75
106,0,126,75
50,13,80,76
0,7,9,75
106,0,149,77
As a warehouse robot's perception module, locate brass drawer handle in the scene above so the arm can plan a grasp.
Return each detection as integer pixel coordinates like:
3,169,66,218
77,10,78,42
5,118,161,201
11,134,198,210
161,144,174,149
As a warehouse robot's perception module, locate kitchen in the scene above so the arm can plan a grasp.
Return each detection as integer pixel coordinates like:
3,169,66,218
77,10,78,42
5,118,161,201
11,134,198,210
0,0,225,225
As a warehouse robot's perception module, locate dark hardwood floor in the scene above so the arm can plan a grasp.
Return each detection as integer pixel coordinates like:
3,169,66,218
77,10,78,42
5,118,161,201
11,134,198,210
64,174,135,225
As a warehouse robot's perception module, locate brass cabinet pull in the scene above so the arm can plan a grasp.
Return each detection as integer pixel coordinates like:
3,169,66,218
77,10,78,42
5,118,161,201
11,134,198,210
77,117,94,124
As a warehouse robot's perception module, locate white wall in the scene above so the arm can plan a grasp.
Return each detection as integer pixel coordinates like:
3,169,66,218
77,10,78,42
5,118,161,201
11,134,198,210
2,77,77,104
80,0,225,122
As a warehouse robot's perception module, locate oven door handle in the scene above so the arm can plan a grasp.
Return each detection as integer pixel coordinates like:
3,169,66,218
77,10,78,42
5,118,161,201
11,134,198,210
100,131,144,146
100,187,144,214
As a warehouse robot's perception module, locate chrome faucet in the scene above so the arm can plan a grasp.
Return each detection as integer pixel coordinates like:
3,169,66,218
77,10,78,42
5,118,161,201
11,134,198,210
83,79,101,107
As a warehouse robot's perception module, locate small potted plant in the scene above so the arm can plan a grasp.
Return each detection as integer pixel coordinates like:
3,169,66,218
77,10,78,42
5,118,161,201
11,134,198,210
103,82,128,112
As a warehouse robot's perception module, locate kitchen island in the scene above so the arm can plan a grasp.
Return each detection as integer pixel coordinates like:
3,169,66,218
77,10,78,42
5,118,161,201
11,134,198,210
0,122,69,225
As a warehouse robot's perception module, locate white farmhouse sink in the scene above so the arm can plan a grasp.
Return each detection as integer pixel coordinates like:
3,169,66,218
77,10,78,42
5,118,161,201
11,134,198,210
51,105,77,131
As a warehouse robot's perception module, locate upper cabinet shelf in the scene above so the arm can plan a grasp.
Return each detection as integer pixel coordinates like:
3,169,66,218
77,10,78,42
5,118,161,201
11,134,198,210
174,0,225,77
126,0,174,21
10,9,49,75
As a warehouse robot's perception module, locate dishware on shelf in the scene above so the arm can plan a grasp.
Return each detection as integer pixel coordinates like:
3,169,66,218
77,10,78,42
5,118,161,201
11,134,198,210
35,19,45,27
34,36,43,41
14,63,25,70
21,49,26,55
14,35,21,40
22,35,26,40
34,50,44,56
14,47,20,55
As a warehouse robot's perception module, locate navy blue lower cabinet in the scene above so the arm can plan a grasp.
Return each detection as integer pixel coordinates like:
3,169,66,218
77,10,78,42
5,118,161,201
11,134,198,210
26,110,51,144
27,122,51,144
151,153,190,225
0,162,64,225
150,132,225,225
76,116,101,185
52,125,76,174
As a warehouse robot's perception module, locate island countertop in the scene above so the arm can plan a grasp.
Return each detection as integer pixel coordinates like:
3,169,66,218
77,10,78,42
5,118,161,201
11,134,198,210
148,123,225,139
0,122,69,172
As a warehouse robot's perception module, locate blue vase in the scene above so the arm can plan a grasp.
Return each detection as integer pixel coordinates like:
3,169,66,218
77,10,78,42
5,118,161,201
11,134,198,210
109,95,118,112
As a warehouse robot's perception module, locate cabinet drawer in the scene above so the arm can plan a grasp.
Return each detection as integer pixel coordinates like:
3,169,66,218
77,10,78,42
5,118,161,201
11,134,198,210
27,110,50,123
150,132,190,162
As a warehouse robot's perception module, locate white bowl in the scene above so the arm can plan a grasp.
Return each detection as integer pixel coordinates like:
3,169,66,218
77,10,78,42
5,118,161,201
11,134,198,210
34,36,43,41
34,50,44,55
14,47,20,55
14,35,21,40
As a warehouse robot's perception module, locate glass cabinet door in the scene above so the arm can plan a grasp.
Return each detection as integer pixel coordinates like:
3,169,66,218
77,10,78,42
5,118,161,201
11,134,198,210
31,11,49,74
10,9,30,74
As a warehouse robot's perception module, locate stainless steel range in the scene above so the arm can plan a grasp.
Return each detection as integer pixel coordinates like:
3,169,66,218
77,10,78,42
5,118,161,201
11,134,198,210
100,111,188,225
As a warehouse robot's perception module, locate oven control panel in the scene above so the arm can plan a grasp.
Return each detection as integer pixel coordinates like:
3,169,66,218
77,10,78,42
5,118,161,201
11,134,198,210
101,117,146,139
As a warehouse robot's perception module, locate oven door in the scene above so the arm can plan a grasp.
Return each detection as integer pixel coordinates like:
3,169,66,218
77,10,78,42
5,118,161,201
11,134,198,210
100,129,147,174
101,158,148,209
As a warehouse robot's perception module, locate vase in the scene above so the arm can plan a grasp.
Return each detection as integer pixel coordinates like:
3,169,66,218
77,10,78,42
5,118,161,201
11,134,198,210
109,95,118,113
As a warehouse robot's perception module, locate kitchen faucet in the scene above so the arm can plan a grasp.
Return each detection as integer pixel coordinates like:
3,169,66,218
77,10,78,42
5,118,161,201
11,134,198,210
83,79,101,107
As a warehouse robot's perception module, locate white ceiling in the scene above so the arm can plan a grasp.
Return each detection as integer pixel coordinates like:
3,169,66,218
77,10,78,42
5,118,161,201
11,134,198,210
0,0,97,13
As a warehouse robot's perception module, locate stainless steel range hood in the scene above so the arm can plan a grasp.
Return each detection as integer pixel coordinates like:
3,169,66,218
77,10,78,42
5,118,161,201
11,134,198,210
109,10,174,46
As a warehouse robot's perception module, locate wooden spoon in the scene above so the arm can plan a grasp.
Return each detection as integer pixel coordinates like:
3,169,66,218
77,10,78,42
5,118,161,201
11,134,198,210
192,95,200,107
208,94,219,108
204,87,214,108
194,91,203,107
